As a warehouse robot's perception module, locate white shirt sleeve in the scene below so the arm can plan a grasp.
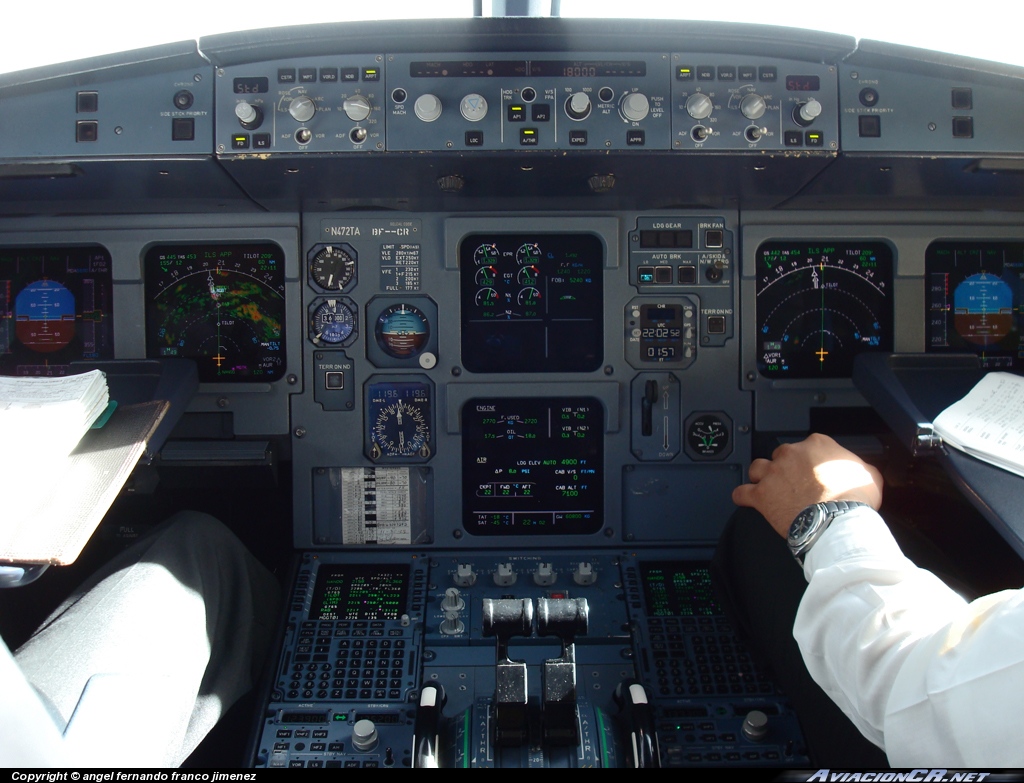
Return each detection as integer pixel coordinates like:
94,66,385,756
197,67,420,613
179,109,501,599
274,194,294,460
794,506,1024,767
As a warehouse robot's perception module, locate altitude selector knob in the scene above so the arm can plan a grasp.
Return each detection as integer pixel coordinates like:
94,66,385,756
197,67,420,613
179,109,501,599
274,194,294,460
565,92,592,121
619,92,650,122
343,94,372,122
685,93,714,120
740,93,767,120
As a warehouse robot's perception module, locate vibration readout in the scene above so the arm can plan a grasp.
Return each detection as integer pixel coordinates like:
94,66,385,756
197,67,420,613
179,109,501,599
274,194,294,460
462,396,603,535
310,563,410,621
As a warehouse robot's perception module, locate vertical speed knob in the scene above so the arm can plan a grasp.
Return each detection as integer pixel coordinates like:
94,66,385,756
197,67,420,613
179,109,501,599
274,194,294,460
565,92,592,121
685,93,713,120
343,94,372,122
288,95,317,123
739,93,767,120
619,92,650,122
414,94,442,122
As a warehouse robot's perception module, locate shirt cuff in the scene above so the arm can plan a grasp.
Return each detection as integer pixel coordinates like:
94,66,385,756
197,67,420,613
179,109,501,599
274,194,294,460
802,505,906,580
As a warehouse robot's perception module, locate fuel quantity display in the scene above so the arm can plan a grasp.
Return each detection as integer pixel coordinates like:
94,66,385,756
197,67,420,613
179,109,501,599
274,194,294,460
145,243,286,383
925,241,1024,370
755,241,893,378
462,397,603,535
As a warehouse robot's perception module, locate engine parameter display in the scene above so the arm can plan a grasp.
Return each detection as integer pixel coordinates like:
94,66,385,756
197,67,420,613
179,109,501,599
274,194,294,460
462,397,603,535
460,234,603,373
926,241,1024,370
145,243,286,383
755,240,893,378
0,245,114,376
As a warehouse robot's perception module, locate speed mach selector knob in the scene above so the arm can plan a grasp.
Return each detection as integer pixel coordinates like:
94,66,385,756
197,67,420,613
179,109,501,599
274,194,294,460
685,93,713,120
343,95,372,122
619,92,650,122
288,95,316,123
793,98,822,126
565,92,592,121
740,93,767,120
414,94,442,122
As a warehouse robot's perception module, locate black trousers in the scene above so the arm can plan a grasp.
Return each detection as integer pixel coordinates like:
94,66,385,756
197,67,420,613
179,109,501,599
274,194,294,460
711,506,890,767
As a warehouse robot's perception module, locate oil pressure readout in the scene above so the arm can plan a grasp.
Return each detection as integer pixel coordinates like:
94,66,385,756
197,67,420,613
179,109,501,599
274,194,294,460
755,241,893,378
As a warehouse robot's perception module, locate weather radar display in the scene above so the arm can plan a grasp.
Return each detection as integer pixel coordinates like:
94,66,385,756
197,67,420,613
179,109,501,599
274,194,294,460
145,243,286,382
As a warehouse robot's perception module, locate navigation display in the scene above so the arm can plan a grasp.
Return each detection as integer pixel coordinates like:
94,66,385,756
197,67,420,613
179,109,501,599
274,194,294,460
460,234,603,373
0,245,114,376
926,241,1024,370
462,397,603,535
755,240,893,378
145,243,286,383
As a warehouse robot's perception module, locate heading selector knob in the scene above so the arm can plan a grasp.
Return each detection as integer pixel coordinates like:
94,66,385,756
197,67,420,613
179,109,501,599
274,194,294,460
685,93,713,120
793,98,823,127
414,93,442,123
740,93,767,120
460,93,488,122
343,94,372,122
565,92,592,121
288,95,317,123
619,92,650,122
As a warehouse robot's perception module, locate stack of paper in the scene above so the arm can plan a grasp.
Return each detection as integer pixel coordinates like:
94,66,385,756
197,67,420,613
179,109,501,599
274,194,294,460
932,372,1024,478
0,370,109,467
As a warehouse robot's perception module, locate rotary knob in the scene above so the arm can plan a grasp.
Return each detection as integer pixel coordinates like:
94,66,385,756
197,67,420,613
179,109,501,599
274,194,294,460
352,719,379,752
234,101,263,130
459,93,488,122
619,92,650,122
565,92,591,121
685,93,713,120
794,98,823,127
414,93,442,122
343,94,372,122
739,93,767,120
288,95,317,123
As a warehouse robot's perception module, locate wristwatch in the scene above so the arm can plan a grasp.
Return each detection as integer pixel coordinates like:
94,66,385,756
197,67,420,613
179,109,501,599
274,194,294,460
788,500,870,563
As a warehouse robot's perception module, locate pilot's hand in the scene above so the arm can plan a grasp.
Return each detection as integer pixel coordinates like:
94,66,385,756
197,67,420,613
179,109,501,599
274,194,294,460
732,433,883,538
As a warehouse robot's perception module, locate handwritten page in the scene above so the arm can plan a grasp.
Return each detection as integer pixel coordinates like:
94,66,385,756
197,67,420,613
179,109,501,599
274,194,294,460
932,372,1024,477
